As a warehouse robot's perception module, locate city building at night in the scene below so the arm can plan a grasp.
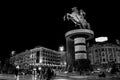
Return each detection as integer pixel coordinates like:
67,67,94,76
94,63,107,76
88,43,120,70
10,46,62,70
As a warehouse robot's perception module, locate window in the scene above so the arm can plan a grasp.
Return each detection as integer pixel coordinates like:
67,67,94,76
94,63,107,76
95,49,98,52
117,53,120,57
108,48,112,52
36,51,40,63
102,48,104,51
103,58,105,62
102,53,105,56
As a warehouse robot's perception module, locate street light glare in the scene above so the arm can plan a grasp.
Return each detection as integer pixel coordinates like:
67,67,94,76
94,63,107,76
11,51,15,55
59,46,64,51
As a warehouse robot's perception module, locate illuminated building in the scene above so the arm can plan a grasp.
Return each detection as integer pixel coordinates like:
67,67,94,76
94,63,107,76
10,47,61,70
30,47,61,67
88,43,120,69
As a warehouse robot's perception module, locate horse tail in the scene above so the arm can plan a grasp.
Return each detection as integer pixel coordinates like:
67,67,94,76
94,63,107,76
63,13,70,21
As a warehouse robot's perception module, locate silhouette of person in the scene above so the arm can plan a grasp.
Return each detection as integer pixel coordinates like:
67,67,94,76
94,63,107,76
46,67,52,80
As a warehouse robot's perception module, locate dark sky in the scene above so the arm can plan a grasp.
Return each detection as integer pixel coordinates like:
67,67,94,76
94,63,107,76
1,0,120,58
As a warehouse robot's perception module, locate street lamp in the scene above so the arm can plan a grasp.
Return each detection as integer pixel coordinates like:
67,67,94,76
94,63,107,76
38,67,41,70
59,46,65,52
64,62,67,66
11,51,15,56
16,65,19,69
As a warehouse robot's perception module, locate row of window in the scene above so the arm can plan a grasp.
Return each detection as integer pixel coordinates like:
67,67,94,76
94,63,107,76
42,49,60,56
42,53,60,58
93,55,117,64
42,58,60,62
42,61,60,65
10,48,62,69
93,48,120,53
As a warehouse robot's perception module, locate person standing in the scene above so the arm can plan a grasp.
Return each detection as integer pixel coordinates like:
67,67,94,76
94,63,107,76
15,68,19,80
46,67,52,80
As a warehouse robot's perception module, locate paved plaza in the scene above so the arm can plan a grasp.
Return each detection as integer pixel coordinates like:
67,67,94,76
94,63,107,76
0,72,120,80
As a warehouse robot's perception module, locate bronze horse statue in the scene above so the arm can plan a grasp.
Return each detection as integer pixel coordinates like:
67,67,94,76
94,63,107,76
64,7,90,29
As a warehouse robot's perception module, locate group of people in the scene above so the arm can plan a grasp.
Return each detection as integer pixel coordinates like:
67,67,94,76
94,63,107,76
37,67,56,80
14,67,56,80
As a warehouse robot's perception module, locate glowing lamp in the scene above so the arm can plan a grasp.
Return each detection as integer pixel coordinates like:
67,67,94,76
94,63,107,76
59,46,64,51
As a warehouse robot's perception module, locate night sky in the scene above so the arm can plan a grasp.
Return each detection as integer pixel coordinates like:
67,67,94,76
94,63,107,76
1,0,120,59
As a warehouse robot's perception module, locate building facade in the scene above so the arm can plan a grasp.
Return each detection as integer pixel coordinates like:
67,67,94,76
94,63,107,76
10,47,61,70
59,51,67,70
88,43,120,69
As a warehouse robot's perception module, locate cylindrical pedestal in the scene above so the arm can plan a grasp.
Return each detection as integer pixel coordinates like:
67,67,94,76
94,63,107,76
74,37,87,60
65,29,94,71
